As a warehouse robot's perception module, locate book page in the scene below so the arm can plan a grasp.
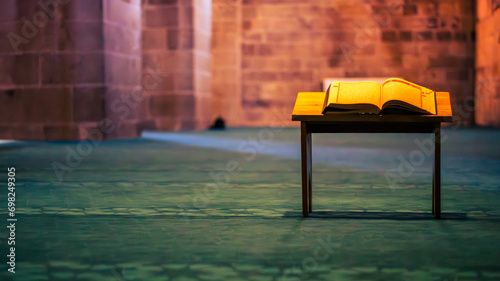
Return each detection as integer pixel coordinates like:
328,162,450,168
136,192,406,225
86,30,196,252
336,82,381,108
326,81,340,106
381,79,422,108
421,90,437,114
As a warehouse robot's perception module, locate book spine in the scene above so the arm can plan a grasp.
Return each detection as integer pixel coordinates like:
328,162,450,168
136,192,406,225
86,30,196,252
322,82,340,114
323,84,331,113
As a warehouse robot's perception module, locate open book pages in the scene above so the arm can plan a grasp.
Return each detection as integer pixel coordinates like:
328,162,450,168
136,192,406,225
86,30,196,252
323,78,437,115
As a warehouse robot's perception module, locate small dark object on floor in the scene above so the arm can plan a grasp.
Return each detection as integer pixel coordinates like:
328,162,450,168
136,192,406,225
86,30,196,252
3,89,14,97
209,116,226,130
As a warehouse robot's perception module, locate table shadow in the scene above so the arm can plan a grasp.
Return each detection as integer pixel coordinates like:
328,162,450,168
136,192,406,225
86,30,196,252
284,211,468,220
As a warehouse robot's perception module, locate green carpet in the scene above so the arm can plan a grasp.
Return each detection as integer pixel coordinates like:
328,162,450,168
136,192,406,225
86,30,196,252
0,127,499,281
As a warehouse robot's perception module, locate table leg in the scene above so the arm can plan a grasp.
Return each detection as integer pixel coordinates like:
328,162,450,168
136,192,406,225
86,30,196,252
307,132,312,213
432,170,435,215
301,122,309,217
433,124,441,219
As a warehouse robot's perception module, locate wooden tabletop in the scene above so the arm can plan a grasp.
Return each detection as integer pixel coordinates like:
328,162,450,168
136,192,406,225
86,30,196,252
292,92,453,123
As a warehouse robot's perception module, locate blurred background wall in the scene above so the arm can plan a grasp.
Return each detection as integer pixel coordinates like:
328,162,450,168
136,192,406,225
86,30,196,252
476,0,500,127
0,0,142,140
214,0,476,126
142,0,212,131
0,0,498,140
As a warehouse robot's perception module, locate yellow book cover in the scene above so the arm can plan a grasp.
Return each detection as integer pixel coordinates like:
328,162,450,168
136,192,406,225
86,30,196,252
322,78,437,115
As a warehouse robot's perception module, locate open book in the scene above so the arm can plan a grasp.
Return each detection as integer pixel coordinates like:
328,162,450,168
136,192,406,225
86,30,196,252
322,78,437,115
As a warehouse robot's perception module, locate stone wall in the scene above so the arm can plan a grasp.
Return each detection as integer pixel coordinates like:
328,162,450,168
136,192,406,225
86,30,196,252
212,0,476,126
475,0,500,127
0,0,142,140
142,0,212,131
103,0,143,138
0,0,105,140
211,0,243,126
2,0,499,141
193,0,213,129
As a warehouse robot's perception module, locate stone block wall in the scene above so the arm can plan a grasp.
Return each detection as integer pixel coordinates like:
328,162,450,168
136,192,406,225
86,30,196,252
211,0,243,126
103,0,143,138
194,0,214,128
224,0,476,126
0,0,142,140
0,0,106,140
475,0,500,127
1,0,500,140
142,0,212,131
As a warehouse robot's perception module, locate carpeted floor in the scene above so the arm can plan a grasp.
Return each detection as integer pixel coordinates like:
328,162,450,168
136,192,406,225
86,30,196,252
0,127,499,281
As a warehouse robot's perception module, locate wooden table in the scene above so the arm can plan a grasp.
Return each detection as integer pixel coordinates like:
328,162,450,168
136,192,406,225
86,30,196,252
292,92,453,218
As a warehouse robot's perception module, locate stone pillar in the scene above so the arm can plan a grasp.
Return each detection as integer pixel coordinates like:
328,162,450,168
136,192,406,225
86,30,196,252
0,0,105,140
475,0,500,127
193,0,213,129
0,0,143,140
102,0,144,138
211,0,242,126
142,0,212,130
